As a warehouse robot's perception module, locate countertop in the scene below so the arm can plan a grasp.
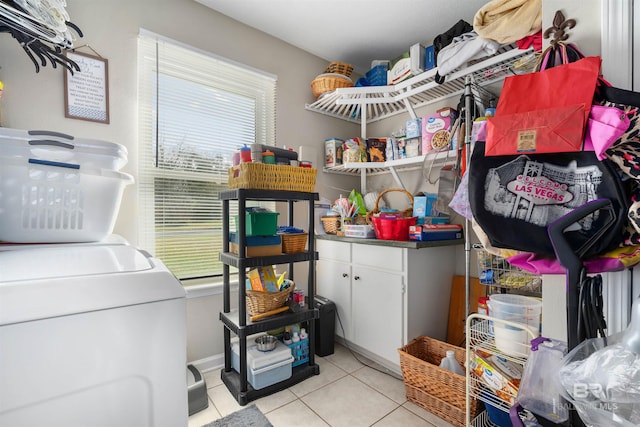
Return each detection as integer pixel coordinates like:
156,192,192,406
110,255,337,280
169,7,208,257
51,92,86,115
315,233,464,249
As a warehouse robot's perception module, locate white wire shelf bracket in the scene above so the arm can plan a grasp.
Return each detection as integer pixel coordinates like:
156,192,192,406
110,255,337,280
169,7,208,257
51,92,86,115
323,150,456,176
305,45,534,124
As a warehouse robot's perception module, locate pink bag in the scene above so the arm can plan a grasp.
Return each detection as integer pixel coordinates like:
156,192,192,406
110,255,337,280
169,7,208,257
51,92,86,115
582,105,630,160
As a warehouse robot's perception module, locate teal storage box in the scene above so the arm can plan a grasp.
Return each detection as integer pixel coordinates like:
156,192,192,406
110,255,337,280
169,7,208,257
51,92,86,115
412,193,438,217
416,216,450,225
235,207,279,236
286,337,309,367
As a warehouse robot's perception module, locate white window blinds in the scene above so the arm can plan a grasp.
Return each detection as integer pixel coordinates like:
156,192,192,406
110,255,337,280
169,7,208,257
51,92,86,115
137,31,276,281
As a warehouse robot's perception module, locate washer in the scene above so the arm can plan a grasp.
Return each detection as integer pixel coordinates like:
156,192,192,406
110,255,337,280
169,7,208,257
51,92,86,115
0,237,188,427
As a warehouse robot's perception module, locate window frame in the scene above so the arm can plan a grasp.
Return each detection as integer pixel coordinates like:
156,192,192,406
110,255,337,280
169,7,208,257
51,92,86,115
137,30,277,285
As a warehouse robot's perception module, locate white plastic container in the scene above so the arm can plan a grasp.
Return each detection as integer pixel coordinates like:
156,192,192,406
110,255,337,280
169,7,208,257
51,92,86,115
231,340,294,390
488,294,542,357
0,127,128,171
0,157,133,243
439,350,464,375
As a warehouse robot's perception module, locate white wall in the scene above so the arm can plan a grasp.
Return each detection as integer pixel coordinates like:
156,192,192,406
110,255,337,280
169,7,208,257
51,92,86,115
0,0,359,364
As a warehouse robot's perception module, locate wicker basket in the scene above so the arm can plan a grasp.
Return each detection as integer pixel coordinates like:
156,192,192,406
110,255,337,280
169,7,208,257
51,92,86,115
324,61,354,77
311,74,354,98
246,282,295,316
228,163,317,192
281,233,308,254
321,216,340,234
368,187,414,219
398,336,480,427
367,188,416,240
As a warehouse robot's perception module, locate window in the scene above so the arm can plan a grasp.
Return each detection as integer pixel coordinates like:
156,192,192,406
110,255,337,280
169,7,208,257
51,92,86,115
138,31,276,282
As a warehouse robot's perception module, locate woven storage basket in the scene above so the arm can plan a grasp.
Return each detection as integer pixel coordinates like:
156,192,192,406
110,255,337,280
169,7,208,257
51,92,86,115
281,233,308,254
228,163,317,192
311,74,353,98
324,61,354,77
246,282,295,316
398,336,480,427
320,216,340,234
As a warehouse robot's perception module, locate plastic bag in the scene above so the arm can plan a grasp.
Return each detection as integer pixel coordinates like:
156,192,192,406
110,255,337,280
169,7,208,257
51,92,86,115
348,189,366,215
558,336,640,426
517,338,569,423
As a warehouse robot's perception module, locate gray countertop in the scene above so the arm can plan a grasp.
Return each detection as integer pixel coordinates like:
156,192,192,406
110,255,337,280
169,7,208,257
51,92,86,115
315,233,464,249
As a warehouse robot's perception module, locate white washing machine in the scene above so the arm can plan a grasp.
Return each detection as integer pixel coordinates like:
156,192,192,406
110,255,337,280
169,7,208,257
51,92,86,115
0,237,188,427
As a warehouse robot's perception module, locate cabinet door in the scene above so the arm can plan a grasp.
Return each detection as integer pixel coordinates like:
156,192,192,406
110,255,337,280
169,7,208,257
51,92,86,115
316,258,352,340
351,266,403,365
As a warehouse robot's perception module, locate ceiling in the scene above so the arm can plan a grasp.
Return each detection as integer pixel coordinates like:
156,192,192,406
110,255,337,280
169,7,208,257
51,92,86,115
196,0,490,74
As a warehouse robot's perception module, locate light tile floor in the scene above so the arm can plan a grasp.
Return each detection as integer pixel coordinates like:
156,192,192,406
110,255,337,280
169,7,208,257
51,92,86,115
188,343,456,427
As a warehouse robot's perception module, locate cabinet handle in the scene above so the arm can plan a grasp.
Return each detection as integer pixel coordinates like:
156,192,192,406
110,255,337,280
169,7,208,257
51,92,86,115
342,273,349,278
354,275,360,281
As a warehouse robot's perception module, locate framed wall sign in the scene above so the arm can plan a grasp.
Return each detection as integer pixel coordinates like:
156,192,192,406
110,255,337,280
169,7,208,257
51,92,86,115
64,51,110,123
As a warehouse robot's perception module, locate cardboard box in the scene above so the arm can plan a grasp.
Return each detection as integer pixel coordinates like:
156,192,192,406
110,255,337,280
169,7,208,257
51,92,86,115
412,193,438,217
421,107,458,154
405,138,421,158
405,118,422,139
229,233,282,257
325,138,344,168
425,45,435,70
409,224,463,241
246,266,279,292
388,52,412,85
469,349,520,405
410,43,426,75
416,216,450,225
366,138,387,162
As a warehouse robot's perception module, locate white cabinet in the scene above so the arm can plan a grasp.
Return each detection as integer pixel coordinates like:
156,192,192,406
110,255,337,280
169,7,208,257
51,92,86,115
352,265,403,363
316,237,457,370
316,239,353,340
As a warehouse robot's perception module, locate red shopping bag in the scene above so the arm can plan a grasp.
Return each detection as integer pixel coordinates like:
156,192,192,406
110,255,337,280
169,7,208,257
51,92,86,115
485,56,601,156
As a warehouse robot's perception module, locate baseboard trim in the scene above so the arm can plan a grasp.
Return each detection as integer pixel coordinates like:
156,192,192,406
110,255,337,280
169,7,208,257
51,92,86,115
189,353,224,374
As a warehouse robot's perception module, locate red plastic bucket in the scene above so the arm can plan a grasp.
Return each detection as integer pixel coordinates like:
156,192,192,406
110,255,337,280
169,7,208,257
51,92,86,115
371,216,417,241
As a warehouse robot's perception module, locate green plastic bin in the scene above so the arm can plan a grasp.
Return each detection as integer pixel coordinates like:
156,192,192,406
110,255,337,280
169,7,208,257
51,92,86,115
235,208,279,236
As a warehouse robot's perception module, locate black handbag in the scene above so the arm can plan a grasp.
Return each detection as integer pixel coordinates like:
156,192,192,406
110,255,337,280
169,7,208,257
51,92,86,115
469,141,628,259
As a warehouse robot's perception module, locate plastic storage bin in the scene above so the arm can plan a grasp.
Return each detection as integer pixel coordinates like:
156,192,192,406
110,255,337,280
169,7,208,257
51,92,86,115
342,224,375,238
0,157,133,243
187,364,208,416
488,294,542,357
366,64,387,86
229,232,282,257
231,340,294,390
286,337,309,367
235,207,279,236
0,127,128,170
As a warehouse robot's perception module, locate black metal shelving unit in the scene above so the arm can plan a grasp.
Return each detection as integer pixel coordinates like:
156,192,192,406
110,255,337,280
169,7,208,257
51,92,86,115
219,188,320,405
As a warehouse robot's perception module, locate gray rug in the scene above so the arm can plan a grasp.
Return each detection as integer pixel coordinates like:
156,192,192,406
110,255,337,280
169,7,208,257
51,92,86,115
202,405,273,427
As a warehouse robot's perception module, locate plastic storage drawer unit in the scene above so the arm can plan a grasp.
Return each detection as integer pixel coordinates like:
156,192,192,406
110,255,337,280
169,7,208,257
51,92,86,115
231,340,294,390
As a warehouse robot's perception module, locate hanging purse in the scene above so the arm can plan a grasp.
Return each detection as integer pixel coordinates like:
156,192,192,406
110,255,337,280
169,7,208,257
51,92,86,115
469,141,628,259
582,105,630,160
485,55,601,156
